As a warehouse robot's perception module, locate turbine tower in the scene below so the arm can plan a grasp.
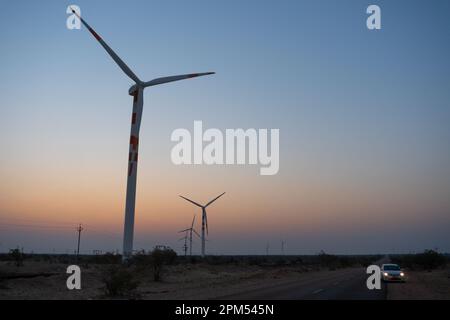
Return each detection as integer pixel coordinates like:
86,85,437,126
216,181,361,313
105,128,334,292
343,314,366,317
71,8,214,260
179,193,225,257
178,215,200,256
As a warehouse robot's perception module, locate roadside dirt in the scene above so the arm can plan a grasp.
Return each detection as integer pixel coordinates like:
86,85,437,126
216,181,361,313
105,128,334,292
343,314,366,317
387,267,450,300
0,261,320,299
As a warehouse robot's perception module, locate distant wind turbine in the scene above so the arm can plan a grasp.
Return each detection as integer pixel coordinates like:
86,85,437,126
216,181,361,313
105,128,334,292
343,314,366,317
178,215,201,256
178,231,188,256
179,193,225,257
71,8,214,260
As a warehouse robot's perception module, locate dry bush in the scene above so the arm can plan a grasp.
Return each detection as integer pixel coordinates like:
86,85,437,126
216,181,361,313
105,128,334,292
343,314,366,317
102,265,139,297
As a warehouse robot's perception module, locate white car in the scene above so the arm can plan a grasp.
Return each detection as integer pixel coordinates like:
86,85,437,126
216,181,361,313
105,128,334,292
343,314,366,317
381,263,406,282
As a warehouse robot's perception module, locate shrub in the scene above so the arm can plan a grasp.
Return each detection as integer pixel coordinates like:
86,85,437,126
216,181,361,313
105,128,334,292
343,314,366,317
357,256,380,268
130,250,151,269
317,250,339,269
0,269,6,289
130,247,177,281
414,250,446,270
391,250,447,271
102,266,139,297
205,255,238,265
337,256,352,268
248,257,262,266
150,247,177,281
9,248,24,267
92,252,121,265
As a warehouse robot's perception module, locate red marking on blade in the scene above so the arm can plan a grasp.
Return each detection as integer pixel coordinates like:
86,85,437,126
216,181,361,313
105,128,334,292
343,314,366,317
130,136,139,150
132,113,137,124
188,74,199,78
88,27,102,41
128,163,133,176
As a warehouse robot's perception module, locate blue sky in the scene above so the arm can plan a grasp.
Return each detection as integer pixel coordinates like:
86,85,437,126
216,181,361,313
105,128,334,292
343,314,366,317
0,1,449,254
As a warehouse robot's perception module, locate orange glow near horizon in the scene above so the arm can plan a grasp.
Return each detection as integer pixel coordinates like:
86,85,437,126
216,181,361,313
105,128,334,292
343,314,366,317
1,153,448,241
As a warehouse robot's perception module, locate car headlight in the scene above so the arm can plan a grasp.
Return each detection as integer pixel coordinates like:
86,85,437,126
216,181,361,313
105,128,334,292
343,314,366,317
400,272,404,277
383,272,388,276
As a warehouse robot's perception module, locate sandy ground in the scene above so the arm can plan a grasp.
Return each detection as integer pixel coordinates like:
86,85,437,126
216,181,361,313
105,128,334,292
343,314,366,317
0,261,322,300
387,267,450,300
2,260,449,299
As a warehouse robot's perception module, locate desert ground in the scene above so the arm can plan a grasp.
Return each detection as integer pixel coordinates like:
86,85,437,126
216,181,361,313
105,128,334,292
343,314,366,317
0,253,448,300
387,268,450,300
0,259,354,300
0,254,376,300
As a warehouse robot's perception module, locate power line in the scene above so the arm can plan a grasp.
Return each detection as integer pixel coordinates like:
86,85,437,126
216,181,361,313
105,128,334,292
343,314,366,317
0,223,76,229
0,222,151,253
0,217,81,225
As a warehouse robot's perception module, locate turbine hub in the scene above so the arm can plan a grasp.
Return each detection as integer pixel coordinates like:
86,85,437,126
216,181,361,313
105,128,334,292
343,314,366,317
128,84,139,96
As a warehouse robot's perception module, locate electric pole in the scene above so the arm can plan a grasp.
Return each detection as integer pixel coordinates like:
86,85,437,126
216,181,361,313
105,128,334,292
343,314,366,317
76,224,83,260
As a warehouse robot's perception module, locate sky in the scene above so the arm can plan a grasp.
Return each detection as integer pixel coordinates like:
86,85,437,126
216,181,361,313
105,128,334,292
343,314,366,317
0,0,449,255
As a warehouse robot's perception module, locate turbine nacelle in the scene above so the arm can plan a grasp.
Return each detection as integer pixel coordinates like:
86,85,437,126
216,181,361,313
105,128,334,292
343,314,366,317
128,84,140,96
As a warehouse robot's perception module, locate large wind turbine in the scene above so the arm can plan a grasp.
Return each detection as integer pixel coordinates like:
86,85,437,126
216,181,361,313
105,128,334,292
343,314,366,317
179,193,225,257
178,215,201,256
71,9,214,260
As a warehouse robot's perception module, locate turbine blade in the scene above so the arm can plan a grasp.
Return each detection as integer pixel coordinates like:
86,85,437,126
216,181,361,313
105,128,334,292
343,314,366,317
143,72,214,87
191,214,196,228
205,212,209,235
178,237,186,241
205,192,226,208
178,228,190,233
71,8,141,84
179,195,203,208
193,229,201,238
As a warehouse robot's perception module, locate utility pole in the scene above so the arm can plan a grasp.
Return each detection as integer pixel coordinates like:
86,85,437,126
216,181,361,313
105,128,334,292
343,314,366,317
281,240,285,255
76,224,83,260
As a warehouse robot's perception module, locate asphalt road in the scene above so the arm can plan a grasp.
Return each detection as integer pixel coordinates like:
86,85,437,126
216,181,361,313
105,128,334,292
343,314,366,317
218,267,387,300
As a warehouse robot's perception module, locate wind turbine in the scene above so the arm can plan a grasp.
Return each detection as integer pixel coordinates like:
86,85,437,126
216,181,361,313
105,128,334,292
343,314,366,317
179,193,225,257
71,8,214,260
178,215,201,256
178,231,188,257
